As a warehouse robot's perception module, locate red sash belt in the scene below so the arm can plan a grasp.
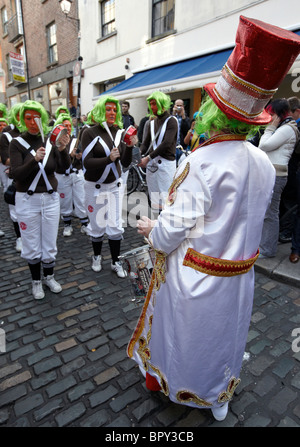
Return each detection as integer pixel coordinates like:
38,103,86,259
183,248,259,277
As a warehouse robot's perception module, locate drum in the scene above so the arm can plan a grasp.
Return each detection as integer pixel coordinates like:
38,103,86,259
124,125,137,145
49,124,68,146
119,245,155,301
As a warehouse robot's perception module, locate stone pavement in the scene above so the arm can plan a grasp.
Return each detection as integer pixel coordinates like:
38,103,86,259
0,191,299,429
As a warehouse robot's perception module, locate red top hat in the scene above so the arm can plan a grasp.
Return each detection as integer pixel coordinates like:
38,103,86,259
204,16,300,124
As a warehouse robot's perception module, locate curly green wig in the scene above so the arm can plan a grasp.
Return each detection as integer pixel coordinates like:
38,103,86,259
55,105,70,120
93,96,123,129
7,103,23,129
195,96,261,139
147,91,172,117
19,100,50,135
54,113,74,134
0,103,7,118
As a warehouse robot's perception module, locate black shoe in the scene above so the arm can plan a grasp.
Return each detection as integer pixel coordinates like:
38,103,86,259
279,234,292,243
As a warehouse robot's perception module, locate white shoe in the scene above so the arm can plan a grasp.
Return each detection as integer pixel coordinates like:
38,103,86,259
44,274,62,293
92,255,102,272
15,237,22,252
32,280,45,300
211,403,229,421
0,230,4,237
81,225,88,234
111,261,127,278
63,225,73,237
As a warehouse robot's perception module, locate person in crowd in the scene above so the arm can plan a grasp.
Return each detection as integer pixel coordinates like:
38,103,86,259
9,100,71,300
55,105,70,120
138,91,178,215
0,103,7,119
128,16,300,421
172,99,190,163
121,100,136,129
81,95,137,277
259,98,299,258
0,103,23,251
287,96,300,262
137,113,149,146
0,118,9,189
54,113,89,236
68,101,77,117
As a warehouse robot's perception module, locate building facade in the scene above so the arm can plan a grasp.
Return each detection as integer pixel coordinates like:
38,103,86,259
0,0,79,116
79,0,300,124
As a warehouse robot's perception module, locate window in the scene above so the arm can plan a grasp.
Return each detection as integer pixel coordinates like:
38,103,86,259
152,0,175,38
101,0,116,37
46,22,58,65
1,7,8,35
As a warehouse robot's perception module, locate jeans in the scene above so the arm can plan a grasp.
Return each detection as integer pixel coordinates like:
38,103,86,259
291,166,300,254
260,176,287,257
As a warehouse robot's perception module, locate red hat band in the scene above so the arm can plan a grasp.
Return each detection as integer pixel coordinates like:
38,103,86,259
213,63,277,121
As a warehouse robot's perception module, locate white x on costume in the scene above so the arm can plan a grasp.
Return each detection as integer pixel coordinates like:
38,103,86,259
128,135,275,411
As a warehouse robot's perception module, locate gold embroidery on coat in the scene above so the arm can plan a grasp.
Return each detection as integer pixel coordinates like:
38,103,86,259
176,390,212,407
153,250,167,291
148,362,169,396
166,162,190,206
137,336,151,370
218,377,241,403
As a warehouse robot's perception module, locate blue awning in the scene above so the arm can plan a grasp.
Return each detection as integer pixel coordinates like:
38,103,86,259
101,28,300,99
102,47,232,99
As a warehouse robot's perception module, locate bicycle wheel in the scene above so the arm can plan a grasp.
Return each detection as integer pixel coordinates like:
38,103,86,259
126,167,140,195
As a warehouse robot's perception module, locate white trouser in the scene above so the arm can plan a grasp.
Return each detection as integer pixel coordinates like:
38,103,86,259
146,156,176,209
15,191,60,265
84,178,124,240
0,163,8,189
56,170,86,219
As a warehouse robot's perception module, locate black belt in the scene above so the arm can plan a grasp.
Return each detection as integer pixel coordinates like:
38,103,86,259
95,182,121,190
27,189,54,195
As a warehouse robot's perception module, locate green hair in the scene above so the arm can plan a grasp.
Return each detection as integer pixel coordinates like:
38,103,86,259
147,91,172,117
55,105,70,119
19,100,50,135
54,113,74,133
0,118,8,125
0,103,7,118
93,96,123,129
86,110,95,126
195,97,261,139
7,103,22,129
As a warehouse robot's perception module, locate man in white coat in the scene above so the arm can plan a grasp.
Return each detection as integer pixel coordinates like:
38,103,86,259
128,16,300,421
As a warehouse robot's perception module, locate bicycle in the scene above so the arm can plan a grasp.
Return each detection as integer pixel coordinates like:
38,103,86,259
126,164,147,195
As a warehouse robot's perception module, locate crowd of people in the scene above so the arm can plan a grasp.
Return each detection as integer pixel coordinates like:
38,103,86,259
0,15,300,422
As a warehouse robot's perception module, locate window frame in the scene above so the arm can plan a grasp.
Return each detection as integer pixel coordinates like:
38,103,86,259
100,0,116,38
152,0,175,39
1,7,8,36
46,21,58,65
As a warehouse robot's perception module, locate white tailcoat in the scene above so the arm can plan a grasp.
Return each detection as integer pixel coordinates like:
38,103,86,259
128,139,275,409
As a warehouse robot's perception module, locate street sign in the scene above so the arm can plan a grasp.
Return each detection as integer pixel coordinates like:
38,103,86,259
73,60,81,84
9,52,26,83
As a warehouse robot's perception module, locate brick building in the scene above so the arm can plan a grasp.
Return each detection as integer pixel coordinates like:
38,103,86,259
0,0,80,116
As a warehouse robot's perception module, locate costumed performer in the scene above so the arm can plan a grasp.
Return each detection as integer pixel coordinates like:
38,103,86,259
128,16,300,421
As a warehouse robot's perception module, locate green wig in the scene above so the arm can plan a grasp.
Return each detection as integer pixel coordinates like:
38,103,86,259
55,105,70,119
19,100,50,135
0,103,7,118
7,103,23,129
195,96,261,139
93,96,123,129
53,113,74,134
0,118,8,126
147,91,172,117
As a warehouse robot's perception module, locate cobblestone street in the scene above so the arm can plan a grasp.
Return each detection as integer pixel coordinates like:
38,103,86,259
0,192,299,428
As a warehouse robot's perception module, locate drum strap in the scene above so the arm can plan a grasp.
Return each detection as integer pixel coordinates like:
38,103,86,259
15,136,53,195
64,138,77,175
3,132,13,143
